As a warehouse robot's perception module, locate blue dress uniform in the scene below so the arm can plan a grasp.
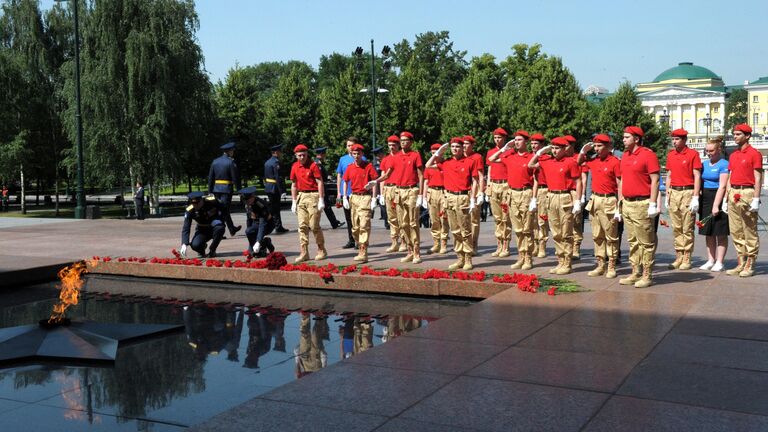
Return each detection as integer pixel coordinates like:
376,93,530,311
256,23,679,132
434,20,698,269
239,186,276,257
314,147,343,228
207,141,242,236
181,192,226,257
264,144,288,232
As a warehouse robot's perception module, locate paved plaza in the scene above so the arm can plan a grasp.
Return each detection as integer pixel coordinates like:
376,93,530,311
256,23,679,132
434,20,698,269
1,208,767,431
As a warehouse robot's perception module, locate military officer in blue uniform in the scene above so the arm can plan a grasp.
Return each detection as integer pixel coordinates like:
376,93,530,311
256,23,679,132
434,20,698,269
180,192,225,258
264,144,289,233
239,186,276,257
314,147,344,229
207,141,242,236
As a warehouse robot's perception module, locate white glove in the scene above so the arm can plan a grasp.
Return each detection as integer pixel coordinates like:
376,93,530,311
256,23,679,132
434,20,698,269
501,140,514,152
365,180,377,190
572,200,582,214
722,201,728,214
378,194,385,206
180,244,188,258
416,195,423,208
253,242,260,253
580,194,586,205
342,196,350,210
421,196,428,209
689,196,699,213
291,200,297,214
648,202,658,217
370,198,378,210
476,194,485,205
613,211,622,223
528,197,537,212
469,198,476,211
664,194,670,210
317,199,325,211
536,145,551,157
750,197,760,212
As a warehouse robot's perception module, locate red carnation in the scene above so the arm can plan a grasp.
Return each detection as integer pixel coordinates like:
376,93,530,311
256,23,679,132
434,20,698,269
390,199,397,210
265,252,287,270
547,286,557,296
660,218,669,227
501,203,509,214
171,248,182,259
539,214,548,221
734,193,741,202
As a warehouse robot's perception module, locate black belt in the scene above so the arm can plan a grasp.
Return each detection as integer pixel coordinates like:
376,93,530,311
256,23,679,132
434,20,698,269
731,185,754,189
352,192,371,196
489,179,506,184
624,196,650,201
509,186,532,191
548,189,570,194
429,186,444,190
446,190,469,195
538,184,548,188
298,190,318,193
670,185,694,190
593,192,617,198
397,185,418,189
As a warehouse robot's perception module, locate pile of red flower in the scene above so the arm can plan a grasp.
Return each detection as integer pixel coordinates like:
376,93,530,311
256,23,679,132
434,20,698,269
359,266,485,281
493,272,541,293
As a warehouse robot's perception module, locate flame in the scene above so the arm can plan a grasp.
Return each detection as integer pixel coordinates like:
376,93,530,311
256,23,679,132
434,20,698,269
49,261,88,324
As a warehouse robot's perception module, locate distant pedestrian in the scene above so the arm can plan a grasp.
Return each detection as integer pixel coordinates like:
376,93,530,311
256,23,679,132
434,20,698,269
265,144,289,233
134,181,145,220
1,185,8,211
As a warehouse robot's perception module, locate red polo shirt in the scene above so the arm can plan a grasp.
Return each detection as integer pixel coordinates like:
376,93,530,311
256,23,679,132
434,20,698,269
343,161,378,193
380,154,398,185
486,147,508,181
535,154,551,186
500,151,534,188
728,144,763,186
395,150,423,187
586,154,621,194
290,161,322,191
424,166,445,188
539,156,580,191
620,146,660,198
666,146,703,187
467,152,484,176
439,157,478,192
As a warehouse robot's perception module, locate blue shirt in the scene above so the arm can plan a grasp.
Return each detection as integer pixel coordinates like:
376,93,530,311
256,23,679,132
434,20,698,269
701,158,729,189
336,154,367,196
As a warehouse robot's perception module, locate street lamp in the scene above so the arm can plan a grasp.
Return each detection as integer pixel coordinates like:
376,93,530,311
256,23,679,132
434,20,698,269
659,108,670,126
354,40,391,150
703,112,712,141
56,0,85,219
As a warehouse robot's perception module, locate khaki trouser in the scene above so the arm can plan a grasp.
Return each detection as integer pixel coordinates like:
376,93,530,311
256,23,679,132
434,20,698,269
507,188,535,255
548,192,574,257
571,191,583,244
445,193,472,254
728,188,759,257
298,315,326,373
471,200,481,250
622,199,657,268
350,194,372,247
589,195,619,260
383,185,400,240
535,187,549,244
668,188,696,253
487,181,511,242
354,319,373,354
297,191,324,248
427,188,449,243
395,187,420,248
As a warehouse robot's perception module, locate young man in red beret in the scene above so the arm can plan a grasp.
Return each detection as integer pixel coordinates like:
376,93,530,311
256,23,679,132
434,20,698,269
579,134,622,278
619,126,660,288
563,134,585,260
342,143,379,262
463,135,485,254
528,137,583,274
665,128,702,270
486,128,512,258
488,130,537,270
422,143,449,254
724,123,762,277
426,141,480,270
530,133,550,258
379,135,403,252
394,131,424,263
290,144,327,263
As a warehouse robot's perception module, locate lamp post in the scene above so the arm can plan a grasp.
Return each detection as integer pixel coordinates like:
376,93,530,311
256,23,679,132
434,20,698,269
703,112,712,141
56,0,85,219
659,108,670,126
354,41,391,149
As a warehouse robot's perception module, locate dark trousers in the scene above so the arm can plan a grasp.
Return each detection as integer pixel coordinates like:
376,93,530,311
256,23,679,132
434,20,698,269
267,192,285,229
134,198,145,220
213,192,237,234
380,205,390,229
191,224,225,255
343,207,354,244
323,196,341,227
246,218,275,252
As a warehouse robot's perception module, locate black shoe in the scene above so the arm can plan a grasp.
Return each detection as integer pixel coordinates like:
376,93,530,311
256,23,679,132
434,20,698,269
264,237,275,253
276,227,290,234
342,241,356,249
384,223,390,230
208,250,217,258
230,225,242,236
332,221,345,229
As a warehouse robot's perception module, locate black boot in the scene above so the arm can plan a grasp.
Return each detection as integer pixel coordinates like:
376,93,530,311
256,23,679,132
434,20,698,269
342,240,356,249
264,237,275,253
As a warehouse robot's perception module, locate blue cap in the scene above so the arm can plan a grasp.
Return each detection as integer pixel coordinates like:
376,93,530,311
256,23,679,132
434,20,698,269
270,144,283,152
238,186,257,197
372,146,384,153
188,191,205,202
314,147,326,154
220,142,236,151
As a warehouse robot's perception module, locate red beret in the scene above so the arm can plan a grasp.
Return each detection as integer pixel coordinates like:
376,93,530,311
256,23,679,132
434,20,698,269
492,128,508,136
734,123,752,134
387,135,400,143
592,134,611,144
463,135,475,144
514,130,530,139
450,137,463,144
530,133,546,142
563,135,576,143
624,126,644,138
670,128,688,138
400,131,414,139
351,143,364,152
293,144,309,153
430,143,442,150
550,137,569,146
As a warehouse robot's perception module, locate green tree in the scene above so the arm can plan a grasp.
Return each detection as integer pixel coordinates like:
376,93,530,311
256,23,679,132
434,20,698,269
499,43,545,129
314,64,369,161
441,53,502,141
724,88,748,132
262,61,317,149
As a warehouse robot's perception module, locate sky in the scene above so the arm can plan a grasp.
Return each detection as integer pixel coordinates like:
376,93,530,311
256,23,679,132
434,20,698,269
41,0,767,90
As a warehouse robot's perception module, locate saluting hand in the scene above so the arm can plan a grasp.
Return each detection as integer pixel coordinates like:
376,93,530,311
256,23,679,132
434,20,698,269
535,145,552,157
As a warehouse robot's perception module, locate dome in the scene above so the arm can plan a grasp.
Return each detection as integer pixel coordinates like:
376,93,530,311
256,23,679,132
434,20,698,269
653,62,720,82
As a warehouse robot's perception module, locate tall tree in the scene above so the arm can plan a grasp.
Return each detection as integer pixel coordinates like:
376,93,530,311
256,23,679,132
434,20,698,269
441,53,502,141
724,88,748,132
499,43,545,129
314,64,369,161
262,61,317,149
